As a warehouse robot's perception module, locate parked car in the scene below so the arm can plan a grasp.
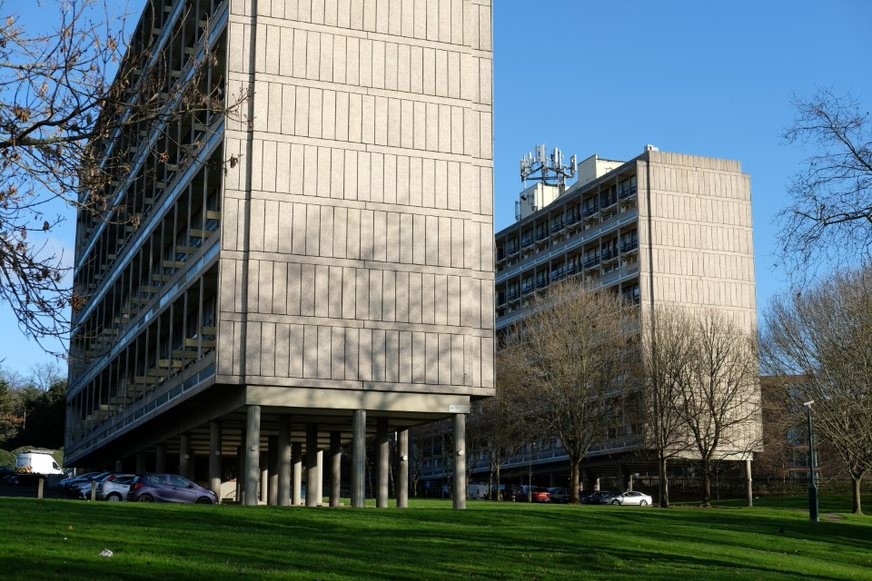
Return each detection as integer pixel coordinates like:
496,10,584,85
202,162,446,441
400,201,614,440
0,467,19,485
547,487,570,503
581,490,616,505
58,471,103,496
609,491,653,506
77,473,135,501
488,484,520,501
517,485,551,503
128,474,218,504
468,482,490,500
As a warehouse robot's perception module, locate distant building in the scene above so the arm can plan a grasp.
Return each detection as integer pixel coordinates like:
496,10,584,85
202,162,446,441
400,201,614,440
66,0,494,508
420,146,762,492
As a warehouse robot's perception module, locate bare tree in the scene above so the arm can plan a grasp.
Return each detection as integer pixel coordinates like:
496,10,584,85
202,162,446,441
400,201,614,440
762,266,872,514
779,89,872,277
675,311,761,507
503,281,635,504
638,307,695,508
0,0,246,351
469,348,530,500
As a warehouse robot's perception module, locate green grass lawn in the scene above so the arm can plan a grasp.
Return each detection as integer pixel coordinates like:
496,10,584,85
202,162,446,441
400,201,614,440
0,496,869,580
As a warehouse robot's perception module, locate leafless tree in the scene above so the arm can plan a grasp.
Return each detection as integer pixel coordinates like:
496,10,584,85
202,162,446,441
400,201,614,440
779,89,872,278
0,0,247,352
637,307,696,508
675,310,761,507
469,347,531,500
503,280,636,504
762,266,872,514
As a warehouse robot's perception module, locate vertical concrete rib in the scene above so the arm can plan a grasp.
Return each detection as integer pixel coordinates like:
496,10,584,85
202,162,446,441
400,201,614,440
329,431,341,507
305,424,319,507
244,405,261,505
453,413,467,510
278,418,291,506
397,429,409,508
376,418,389,508
135,453,146,475
351,409,366,508
209,421,222,499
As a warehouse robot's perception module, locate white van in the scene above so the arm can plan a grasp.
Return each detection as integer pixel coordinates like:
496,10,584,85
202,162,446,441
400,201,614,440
15,451,64,476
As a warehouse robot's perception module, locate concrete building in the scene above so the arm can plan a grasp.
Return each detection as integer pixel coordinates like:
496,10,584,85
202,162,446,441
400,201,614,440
420,146,761,493
66,0,494,508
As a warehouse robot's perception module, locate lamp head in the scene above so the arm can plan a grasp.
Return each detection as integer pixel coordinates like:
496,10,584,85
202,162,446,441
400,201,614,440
803,400,815,408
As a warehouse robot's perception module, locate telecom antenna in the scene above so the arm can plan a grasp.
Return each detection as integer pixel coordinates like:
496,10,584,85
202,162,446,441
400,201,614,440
519,144,577,192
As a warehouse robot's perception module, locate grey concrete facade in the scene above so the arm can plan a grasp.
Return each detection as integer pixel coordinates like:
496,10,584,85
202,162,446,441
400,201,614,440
66,0,492,507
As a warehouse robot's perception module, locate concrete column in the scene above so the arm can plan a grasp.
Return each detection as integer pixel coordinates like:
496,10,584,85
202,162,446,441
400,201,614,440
306,424,319,507
179,433,191,479
114,459,123,472
622,466,634,491
278,419,292,506
453,413,467,510
351,409,366,508
292,442,303,505
268,435,279,506
260,453,268,504
209,421,222,500
746,457,754,507
376,418,389,508
135,453,146,475
236,443,244,503
397,429,409,509
244,405,261,506
329,431,342,507
155,445,166,473
316,450,324,507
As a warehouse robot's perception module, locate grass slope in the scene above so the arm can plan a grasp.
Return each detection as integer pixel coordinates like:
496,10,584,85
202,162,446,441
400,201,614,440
0,497,869,580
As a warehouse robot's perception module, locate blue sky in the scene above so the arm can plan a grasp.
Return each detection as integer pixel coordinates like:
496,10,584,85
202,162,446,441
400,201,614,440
2,0,871,376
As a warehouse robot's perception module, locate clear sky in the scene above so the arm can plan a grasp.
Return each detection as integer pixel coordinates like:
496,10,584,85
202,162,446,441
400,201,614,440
2,0,870,376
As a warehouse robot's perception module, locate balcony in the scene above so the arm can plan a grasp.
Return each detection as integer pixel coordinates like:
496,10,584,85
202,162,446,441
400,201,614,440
582,205,599,217
621,240,639,253
583,256,600,269
619,186,637,199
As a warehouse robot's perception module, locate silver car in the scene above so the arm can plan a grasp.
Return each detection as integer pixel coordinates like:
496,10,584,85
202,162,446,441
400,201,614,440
610,491,653,506
77,473,135,501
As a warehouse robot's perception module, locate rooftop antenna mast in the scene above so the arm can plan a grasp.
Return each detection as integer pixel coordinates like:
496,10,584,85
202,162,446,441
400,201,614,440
519,144,577,192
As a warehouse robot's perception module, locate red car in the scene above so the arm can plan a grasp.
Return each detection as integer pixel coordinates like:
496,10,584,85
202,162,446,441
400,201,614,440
517,485,551,503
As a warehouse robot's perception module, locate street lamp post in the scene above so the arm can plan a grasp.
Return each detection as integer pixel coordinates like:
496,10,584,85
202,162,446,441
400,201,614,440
803,400,819,522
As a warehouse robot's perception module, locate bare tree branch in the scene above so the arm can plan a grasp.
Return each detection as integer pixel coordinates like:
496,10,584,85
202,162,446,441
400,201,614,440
778,88,872,279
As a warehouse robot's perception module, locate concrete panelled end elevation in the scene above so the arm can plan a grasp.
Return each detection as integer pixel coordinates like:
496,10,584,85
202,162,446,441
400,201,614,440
66,0,494,508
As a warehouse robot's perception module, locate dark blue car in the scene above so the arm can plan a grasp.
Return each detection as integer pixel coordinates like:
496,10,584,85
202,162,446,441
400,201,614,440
128,474,218,504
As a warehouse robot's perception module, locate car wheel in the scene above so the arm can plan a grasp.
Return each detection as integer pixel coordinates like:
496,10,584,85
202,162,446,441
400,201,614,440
611,499,620,505
138,494,153,502
196,497,212,504
107,493,122,502
639,500,648,507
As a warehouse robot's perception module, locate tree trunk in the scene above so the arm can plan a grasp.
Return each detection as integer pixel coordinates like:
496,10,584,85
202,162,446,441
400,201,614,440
658,455,670,508
701,459,712,507
495,464,502,502
852,475,863,515
569,455,581,504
